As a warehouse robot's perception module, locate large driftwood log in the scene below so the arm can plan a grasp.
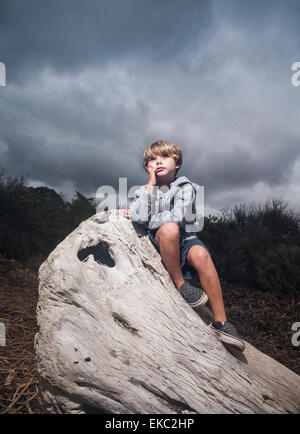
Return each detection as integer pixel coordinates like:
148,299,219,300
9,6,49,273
34,210,300,414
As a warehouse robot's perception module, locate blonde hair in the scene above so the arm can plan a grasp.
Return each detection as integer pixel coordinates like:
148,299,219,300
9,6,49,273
143,140,182,176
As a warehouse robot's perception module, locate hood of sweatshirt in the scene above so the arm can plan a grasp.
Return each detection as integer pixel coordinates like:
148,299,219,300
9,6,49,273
168,175,197,190
139,175,198,196
157,176,201,204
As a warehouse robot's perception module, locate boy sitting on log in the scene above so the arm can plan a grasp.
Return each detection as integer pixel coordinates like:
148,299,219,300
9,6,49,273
124,140,245,351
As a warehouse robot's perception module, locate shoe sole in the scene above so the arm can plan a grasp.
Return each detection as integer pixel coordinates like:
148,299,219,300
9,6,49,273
188,293,208,308
212,328,245,352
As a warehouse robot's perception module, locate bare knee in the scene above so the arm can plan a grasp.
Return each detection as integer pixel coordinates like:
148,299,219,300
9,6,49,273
155,222,179,244
187,246,211,269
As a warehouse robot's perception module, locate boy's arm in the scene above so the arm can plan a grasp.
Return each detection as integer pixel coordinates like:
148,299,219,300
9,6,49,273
125,166,157,226
149,183,196,230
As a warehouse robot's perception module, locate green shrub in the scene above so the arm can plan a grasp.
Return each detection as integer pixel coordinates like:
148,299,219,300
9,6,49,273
0,170,95,263
254,243,300,298
200,198,300,299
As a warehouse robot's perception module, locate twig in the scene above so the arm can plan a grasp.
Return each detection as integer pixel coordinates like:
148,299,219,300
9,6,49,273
2,377,33,414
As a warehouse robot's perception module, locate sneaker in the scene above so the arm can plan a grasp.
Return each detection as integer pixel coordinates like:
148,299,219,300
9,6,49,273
179,281,208,308
211,321,245,352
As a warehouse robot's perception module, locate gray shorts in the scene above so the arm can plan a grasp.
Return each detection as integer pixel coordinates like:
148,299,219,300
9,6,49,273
148,228,212,281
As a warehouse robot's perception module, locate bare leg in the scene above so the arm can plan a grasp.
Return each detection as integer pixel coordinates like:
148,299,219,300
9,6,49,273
154,223,185,291
187,246,227,322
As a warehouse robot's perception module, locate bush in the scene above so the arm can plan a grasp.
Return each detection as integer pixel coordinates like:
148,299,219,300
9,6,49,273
0,170,96,263
254,243,300,298
200,198,300,299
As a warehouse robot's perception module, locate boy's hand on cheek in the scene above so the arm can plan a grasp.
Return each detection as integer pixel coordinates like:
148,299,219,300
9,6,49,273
147,165,157,187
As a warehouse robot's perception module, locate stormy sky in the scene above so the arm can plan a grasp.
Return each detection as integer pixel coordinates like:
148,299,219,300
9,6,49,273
0,0,299,216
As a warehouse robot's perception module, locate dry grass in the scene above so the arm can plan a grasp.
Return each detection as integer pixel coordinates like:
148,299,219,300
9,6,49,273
0,259,39,414
221,279,300,375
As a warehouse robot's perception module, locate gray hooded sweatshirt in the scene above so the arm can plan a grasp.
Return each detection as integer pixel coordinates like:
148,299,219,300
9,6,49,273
129,175,203,240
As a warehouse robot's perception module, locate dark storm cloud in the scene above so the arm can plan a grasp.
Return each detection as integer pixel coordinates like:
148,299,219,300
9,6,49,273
0,0,299,214
0,0,212,81
201,136,300,192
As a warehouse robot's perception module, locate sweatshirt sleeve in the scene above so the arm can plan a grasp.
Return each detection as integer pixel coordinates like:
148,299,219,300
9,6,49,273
129,186,152,227
148,183,196,231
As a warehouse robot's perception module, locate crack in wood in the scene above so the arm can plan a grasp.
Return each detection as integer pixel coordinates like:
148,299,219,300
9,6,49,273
141,258,164,277
262,394,274,401
129,378,196,413
112,313,139,335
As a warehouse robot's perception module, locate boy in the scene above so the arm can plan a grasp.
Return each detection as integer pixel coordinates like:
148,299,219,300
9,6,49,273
124,140,245,351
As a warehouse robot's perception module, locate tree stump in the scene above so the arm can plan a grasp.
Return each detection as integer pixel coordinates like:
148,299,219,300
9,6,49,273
34,210,300,414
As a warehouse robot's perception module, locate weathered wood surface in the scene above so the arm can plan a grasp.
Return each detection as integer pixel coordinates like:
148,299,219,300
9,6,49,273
34,210,300,414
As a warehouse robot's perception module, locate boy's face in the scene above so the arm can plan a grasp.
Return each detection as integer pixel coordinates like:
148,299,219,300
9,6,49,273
147,153,180,178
